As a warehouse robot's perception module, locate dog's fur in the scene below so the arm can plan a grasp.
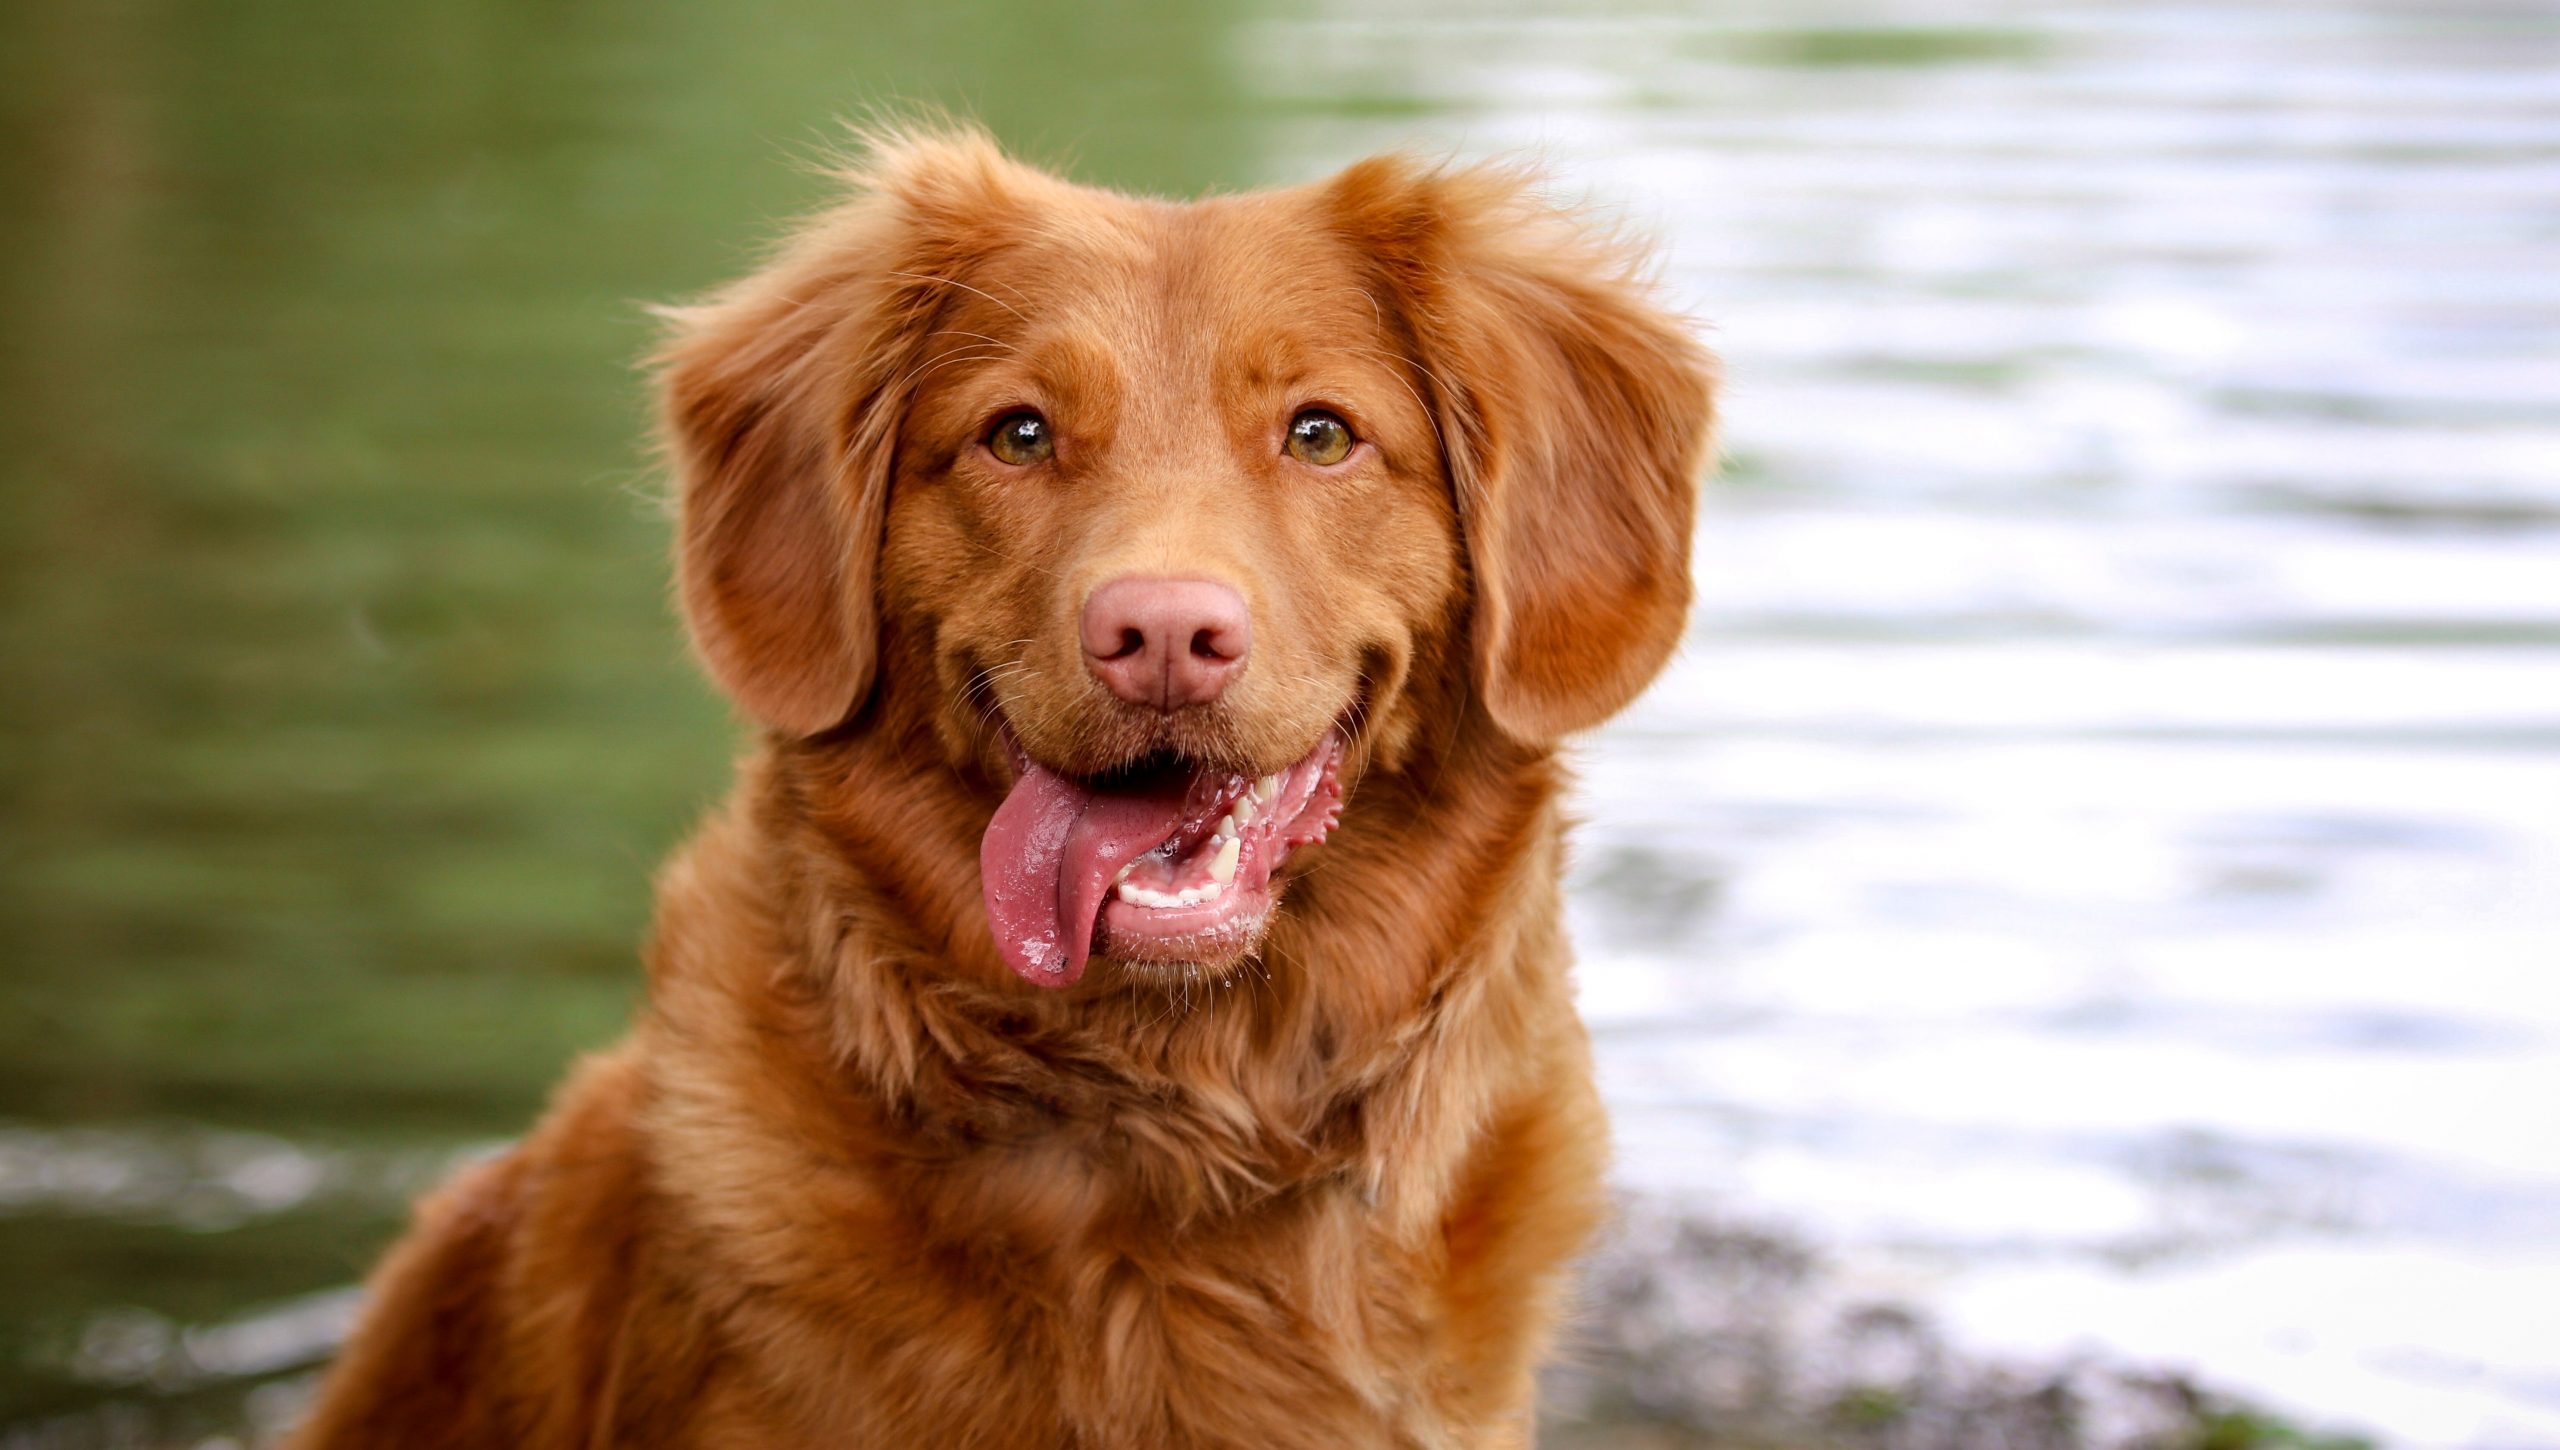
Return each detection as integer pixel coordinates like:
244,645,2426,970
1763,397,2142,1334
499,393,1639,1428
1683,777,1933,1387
288,130,1715,1449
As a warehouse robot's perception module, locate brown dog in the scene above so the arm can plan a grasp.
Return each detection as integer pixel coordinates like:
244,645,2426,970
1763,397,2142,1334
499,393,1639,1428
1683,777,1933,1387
286,128,1715,1449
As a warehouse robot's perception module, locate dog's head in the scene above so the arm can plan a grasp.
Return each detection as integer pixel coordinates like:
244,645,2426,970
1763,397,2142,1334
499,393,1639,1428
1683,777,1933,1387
658,130,1714,990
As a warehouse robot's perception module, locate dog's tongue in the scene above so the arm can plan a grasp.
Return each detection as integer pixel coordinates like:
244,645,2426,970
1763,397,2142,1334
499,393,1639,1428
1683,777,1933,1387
981,755,1189,986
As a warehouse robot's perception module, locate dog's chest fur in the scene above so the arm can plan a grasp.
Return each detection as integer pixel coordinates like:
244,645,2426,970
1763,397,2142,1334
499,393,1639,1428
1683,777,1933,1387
638,1043,1484,1449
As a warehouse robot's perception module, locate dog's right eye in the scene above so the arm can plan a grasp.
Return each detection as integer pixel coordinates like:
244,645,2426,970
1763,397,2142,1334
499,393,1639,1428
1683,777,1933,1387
986,412,1054,466
1284,409,1355,467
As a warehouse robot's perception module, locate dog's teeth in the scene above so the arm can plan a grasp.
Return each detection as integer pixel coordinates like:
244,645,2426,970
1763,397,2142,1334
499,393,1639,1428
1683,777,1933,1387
1233,796,1257,826
1255,773,1280,801
1115,862,1134,884
1117,878,1231,909
1208,835,1240,884
1214,812,1238,842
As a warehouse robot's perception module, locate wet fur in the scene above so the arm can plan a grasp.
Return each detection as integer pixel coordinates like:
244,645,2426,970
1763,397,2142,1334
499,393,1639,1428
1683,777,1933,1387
289,129,1716,1449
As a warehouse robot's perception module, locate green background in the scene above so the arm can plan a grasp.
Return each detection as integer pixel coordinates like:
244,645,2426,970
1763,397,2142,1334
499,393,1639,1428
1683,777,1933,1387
1,0,1271,1436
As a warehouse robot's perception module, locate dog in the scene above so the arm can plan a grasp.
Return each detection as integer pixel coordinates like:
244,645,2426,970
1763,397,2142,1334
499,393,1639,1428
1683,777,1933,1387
285,127,1716,1449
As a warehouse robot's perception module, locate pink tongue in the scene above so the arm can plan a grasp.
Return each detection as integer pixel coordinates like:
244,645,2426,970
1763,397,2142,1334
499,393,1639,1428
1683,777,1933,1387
981,756,1190,986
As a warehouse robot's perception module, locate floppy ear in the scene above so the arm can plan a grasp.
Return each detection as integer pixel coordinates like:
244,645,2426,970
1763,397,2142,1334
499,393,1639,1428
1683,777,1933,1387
655,129,1025,735
1327,158,1719,741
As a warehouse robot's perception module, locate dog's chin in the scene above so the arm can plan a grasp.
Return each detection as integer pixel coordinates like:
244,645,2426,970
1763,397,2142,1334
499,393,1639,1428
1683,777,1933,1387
1096,878,1276,978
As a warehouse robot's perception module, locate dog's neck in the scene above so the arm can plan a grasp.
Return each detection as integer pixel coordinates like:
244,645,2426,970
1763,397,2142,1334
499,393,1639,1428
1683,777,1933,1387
643,703,1578,1235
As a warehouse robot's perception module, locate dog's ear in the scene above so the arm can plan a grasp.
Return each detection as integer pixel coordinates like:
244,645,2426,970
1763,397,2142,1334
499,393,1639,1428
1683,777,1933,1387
1327,157,1718,742
655,129,1027,735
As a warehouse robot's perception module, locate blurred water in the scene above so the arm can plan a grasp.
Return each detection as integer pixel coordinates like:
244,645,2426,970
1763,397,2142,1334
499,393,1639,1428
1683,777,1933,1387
1242,0,2560,1443
3,0,2555,1446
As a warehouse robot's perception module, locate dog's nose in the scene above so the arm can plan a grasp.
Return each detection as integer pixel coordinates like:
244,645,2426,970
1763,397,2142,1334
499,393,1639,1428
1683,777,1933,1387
1081,577,1251,710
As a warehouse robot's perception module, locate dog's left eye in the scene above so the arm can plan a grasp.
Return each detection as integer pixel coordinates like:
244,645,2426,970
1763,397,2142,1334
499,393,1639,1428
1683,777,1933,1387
1285,409,1354,467
987,412,1054,466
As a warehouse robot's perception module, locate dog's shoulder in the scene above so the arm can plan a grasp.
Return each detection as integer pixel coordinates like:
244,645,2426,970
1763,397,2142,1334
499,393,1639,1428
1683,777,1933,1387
288,1049,660,1449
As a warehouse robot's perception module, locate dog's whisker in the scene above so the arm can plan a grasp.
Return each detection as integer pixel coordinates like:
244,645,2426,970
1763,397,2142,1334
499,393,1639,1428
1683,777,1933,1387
967,662,1045,735
884,269,1027,322
888,345,1009,396
1335,342,1438,425
926,328,1018,352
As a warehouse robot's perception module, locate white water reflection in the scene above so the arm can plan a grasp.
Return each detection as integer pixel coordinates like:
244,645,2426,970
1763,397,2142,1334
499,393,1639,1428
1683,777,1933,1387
0,1127,477,1233
1253,1,2560,1445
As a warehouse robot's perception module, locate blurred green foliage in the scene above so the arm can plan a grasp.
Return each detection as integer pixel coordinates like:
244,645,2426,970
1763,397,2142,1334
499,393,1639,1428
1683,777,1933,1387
0,0,1266,1429
0,0,1265,1138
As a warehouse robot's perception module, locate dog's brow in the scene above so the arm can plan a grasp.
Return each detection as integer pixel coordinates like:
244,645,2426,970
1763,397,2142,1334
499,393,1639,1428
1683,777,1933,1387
1336,343,1446,456
886,270,1027,322
888,344,1013,398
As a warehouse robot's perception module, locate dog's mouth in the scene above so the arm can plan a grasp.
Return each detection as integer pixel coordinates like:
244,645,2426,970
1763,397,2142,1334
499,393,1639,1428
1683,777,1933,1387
980,729,1346,988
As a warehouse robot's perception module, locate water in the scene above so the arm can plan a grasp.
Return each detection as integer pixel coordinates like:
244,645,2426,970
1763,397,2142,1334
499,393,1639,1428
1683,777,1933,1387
3,0,2555,1445
1282,1,2560,1442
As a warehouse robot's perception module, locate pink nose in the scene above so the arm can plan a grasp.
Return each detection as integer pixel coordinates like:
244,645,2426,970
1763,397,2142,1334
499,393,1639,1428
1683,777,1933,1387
1080,576,1252,710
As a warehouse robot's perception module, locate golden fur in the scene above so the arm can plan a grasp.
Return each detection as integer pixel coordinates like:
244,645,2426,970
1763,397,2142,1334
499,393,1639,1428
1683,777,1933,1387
288,129,1717,1449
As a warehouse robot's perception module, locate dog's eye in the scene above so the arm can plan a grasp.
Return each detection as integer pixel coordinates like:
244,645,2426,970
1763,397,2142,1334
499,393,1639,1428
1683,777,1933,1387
1285,409,1354,467
987,412,1054,466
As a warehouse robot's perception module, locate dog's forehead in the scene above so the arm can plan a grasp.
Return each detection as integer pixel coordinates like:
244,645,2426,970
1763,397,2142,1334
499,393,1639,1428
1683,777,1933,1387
958,191,1385,357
